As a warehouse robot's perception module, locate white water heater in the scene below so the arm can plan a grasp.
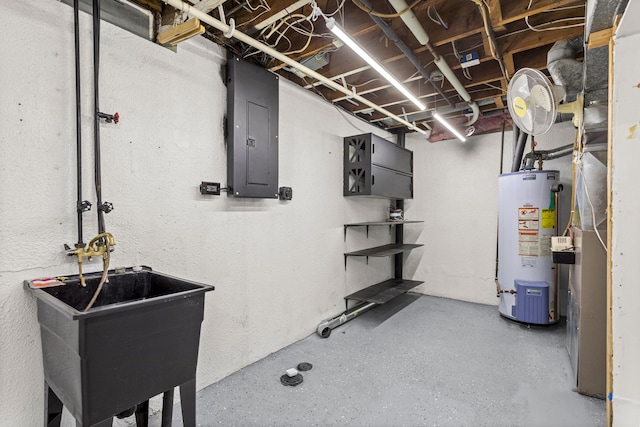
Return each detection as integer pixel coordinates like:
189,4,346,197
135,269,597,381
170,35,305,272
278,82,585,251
498,170,559,324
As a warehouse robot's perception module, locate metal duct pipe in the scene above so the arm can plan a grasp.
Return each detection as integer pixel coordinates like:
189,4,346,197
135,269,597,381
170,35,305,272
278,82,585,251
375,0,480,125
356,0,452,107
511,129,528,172
161,0,425,134
547,37,584,100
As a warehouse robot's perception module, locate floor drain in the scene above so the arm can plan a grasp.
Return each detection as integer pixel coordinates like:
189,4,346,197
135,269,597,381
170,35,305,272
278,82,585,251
297,362,313,371
280,373,303,386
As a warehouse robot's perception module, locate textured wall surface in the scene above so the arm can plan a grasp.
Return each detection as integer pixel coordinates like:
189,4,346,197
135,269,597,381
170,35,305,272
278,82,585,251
0,1,394,424
611,3,640,423
0,1,589,425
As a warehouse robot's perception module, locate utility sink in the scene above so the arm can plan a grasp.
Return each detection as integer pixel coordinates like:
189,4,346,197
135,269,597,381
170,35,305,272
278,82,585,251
26,266,214,427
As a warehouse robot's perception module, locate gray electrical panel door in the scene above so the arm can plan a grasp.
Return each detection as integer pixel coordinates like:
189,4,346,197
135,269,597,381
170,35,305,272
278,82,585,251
226,55,279,198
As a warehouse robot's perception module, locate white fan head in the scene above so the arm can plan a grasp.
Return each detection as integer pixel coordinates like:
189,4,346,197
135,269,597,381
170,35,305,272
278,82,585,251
507,68,559,136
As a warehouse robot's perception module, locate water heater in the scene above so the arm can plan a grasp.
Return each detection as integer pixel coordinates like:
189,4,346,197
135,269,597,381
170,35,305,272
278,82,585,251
498,170,559,324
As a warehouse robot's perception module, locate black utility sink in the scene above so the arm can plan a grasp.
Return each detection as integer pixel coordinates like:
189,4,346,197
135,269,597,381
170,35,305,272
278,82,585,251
26,266,214,427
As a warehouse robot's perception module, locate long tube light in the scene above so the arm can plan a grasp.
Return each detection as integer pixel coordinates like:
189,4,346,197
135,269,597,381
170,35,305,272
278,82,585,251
433,112,466,142
325,18,426,111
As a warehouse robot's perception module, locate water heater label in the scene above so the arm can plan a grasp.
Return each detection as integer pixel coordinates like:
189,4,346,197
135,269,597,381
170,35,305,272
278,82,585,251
521,257,537,267
518,207,539,220
518,220,539,230
539,235,552,257
541,209,555,229
519,231,540,256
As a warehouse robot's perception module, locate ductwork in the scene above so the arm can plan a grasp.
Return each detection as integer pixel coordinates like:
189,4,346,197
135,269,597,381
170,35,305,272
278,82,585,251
547,36,584,101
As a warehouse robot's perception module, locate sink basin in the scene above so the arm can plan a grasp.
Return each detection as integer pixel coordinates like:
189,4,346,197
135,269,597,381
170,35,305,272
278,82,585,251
30,266,213,318
26,266,214,426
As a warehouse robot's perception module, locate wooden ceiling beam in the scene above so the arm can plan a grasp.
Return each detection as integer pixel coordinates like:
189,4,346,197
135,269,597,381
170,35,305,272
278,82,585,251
499,0,585,26
486,0,507,31
498,24,583,56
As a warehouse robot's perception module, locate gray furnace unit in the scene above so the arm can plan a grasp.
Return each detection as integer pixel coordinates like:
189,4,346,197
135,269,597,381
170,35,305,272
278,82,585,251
226,55,279,198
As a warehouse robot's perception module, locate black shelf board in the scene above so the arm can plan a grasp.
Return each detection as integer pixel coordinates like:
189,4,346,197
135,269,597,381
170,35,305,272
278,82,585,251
345,279,424,304
344,220,424,227
345,243,423,257
343,221,423,239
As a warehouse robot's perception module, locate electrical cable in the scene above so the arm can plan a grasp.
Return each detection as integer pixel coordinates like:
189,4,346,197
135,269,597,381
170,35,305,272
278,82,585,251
577,166,607,252
524,16,584,32
84,249,110,311
525,0,585,32
427,5,448,29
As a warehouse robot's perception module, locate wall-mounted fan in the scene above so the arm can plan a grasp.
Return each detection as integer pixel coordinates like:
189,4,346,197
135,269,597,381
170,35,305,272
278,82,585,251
507,68,583,135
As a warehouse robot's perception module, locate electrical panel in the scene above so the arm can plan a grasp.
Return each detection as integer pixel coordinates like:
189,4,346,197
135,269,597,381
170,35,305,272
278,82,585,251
343,133,413,199
226,55,279,198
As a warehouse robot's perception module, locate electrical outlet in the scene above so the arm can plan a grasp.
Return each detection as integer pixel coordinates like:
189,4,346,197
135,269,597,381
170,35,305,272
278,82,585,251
200,181,221,195
279,186,292,200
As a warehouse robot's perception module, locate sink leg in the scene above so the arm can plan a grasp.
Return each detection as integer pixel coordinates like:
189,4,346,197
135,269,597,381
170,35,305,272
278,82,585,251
179,379,196,427
45,382,63,427
161,389,174,427
134,400,149,427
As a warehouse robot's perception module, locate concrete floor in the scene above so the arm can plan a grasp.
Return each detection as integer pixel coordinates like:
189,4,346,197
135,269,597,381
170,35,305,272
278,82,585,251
145,294,604,427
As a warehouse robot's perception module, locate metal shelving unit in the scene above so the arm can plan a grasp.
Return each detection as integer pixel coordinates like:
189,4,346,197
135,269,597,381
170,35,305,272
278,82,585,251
317,132,423,338
344,243,423,267
343,220,423,239
344,278,424,305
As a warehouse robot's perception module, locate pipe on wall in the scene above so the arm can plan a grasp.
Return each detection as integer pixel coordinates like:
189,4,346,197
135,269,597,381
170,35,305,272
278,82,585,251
74,0,86,248
511,129,528,172
160,0,426,134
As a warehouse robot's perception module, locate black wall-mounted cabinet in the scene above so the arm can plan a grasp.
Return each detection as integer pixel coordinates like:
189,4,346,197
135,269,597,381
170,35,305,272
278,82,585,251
343,133,413,199
226,55,279,198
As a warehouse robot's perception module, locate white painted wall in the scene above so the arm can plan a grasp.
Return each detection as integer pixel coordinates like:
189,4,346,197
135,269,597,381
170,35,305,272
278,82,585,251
0,1,395,424
0,1,583,425
611,2,640,423
405,122,575,306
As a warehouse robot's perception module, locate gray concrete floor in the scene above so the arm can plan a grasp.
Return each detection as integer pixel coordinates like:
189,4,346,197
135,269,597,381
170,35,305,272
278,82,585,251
147,294,605,427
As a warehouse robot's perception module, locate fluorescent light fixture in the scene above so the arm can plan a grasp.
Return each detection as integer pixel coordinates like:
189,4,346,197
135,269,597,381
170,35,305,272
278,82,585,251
433,112,466,142
326,18,426,111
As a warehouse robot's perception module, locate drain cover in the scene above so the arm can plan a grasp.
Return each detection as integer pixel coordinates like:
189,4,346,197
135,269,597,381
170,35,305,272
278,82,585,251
297,362,313,371
280,373,303,386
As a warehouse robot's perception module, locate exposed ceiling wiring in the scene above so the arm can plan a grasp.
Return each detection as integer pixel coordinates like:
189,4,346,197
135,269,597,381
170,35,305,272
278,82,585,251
427,5,448,29
525,0,585,32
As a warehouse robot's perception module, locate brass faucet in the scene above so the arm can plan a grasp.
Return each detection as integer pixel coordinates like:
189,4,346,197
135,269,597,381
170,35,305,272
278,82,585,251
68,232,116,287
